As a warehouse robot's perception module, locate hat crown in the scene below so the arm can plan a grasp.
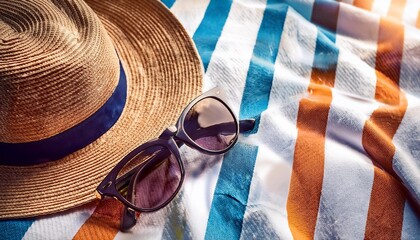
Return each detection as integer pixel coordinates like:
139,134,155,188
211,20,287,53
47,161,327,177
0,0,120,143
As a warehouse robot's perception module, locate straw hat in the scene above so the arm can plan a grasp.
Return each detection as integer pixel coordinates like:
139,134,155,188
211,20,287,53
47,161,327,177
0,0,202,218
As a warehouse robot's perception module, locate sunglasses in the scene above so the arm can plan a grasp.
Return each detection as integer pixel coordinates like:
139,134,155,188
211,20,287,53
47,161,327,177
96,87,255,231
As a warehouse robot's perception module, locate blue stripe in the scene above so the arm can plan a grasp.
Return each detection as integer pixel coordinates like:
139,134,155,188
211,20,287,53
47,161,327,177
161,0,176,9
205,2,288,239
285,0,313,20
311,0,340,71
192,0,233,71
0,62,127,166
312,29,339,72
0,219,34,240
205,143,258,240
239,2,289,132
311,0,340,43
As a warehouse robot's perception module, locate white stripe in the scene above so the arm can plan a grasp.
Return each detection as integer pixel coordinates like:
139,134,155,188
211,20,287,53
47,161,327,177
314,4,379,239
114,215,166,240
336,3,380,45
170,0,211,36
203,0,267,117
115,195,178,239
399,26,420,97
22,205,95,240
115,230,162,240
372,0,392,17
391,93,420,206
403,0,420,26
315,91,378,239
340,0,354,5
334,3,379,98
179,151,224,240
241,7,317,239
401,201,420,240
394,25,420,205
177,0,267,238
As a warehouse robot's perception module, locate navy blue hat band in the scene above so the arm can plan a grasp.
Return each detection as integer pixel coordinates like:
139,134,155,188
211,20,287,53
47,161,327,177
0,62,127,166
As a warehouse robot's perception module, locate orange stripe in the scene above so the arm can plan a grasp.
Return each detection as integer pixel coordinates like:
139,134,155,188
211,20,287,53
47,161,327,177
287,74,335,239
364,166,406,240
287,3,340,238
388,0,407,20
73,198,124,240
353,0,374,11
416,11,420,28
362,17,406,239
363,18,406,173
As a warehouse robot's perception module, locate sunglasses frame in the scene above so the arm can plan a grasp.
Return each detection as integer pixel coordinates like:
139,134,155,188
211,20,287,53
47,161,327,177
96,87,241,214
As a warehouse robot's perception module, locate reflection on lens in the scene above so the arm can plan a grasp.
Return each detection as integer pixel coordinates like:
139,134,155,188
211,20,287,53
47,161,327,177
184,97,237,151
116,146,182,210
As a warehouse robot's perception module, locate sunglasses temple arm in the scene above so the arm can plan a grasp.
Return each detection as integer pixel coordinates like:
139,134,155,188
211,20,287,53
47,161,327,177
239,119,255,133
177,119,256,146
120,172,139,231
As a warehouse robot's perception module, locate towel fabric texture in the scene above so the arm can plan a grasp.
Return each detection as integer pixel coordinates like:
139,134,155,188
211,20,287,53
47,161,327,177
1,0,420,239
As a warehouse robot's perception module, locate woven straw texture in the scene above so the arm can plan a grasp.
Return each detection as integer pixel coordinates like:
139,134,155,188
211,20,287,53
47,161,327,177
0,0,202,218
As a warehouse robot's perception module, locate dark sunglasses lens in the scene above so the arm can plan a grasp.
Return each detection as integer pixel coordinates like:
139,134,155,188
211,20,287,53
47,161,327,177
184,97,237,151
116,146,182,210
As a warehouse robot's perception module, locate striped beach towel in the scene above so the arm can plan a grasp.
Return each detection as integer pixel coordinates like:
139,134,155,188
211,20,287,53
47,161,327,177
1,0,420,239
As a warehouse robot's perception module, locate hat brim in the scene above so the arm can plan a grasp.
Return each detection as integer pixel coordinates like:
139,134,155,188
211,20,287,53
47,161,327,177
0,0,202,219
